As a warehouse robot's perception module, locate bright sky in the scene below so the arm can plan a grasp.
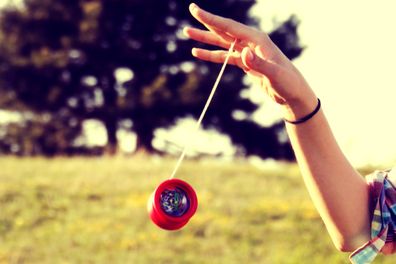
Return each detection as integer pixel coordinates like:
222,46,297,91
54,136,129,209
251,0,396,167
1,0,396,167
0,0,21,8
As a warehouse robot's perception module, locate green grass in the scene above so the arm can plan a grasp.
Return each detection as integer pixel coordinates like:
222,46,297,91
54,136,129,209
0,156,394,263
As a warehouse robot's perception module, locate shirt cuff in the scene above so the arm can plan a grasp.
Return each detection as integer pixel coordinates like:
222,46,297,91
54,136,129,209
349,169,396,264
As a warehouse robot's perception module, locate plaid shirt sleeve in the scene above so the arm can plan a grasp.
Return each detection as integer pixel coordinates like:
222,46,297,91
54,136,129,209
349,168,396,264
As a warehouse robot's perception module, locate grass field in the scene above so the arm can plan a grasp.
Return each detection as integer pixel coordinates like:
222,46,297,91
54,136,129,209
0,156,395,264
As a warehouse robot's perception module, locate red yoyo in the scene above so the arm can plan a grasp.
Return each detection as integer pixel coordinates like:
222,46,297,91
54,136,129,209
147,178,198,230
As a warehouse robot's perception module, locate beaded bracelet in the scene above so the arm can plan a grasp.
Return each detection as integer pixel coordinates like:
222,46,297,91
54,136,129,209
284,98,321,125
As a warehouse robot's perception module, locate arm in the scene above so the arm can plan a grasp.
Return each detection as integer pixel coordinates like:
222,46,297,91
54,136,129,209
185,3,370,251
283,98,371,251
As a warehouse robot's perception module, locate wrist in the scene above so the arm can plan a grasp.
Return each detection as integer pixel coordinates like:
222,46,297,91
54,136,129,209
281,93,319,123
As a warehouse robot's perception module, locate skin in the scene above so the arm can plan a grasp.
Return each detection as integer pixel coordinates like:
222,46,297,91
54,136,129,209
184,3,371,252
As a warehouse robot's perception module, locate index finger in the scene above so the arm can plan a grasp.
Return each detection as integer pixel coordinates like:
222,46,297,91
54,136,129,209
189,3,263,44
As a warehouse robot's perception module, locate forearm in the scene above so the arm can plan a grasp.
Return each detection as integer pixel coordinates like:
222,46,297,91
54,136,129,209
282,92,371,251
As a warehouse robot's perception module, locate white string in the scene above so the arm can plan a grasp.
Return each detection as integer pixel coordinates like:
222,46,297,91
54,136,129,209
169,39,237,179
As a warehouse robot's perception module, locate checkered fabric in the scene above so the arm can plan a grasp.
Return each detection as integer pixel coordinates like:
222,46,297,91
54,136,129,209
349,169,396,263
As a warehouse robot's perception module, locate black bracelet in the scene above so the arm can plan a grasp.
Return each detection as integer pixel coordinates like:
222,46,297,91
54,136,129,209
284,98,321,125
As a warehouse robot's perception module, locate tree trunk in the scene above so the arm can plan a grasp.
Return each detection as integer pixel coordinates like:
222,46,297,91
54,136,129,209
101,72,118,155
134,123,155,153
104,117,118,155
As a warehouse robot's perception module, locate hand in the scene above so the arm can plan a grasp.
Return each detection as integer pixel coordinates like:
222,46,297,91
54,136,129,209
184,3,316,113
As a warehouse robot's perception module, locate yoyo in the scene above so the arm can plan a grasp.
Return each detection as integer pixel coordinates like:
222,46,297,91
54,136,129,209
147,178,198,230
147,39,236,231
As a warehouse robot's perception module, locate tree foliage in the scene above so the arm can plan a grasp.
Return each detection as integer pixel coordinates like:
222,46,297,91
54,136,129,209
0,0,303,159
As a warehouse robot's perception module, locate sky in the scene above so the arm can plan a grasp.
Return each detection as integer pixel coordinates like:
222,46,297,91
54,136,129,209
1,0,396,167
250,0,396,167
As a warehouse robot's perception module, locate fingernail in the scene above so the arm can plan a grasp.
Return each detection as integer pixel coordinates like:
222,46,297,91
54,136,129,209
247,49,254,62
182,27,189,36
189,3,198,12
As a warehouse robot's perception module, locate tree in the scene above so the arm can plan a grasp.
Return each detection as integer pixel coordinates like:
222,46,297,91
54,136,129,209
0,114,85,156
0,0,303,159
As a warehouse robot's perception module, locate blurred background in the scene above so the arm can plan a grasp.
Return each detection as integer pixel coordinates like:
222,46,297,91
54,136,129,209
0,0,395,263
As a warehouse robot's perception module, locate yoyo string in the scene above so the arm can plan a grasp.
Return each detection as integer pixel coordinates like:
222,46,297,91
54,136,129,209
169,39,237,179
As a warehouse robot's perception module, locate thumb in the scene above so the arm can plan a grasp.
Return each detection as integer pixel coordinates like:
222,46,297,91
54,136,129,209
241,47,278,78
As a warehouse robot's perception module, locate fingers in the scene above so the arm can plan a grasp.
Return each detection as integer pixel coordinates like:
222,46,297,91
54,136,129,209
189,3,263,44
191,48,246,69
183,27,245,52
241,47,280,79
188,4,235,43
183,27,230,50
190,46,282,82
